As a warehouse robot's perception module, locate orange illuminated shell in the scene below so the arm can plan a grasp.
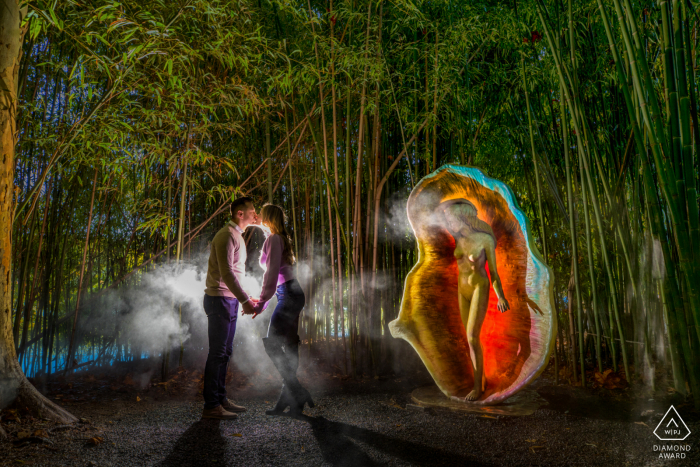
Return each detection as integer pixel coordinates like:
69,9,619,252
389,165,556,405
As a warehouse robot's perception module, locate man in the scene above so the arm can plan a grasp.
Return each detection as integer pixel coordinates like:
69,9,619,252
201,196,258,420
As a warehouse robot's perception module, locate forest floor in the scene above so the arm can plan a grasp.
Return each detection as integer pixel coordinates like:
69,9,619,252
1,359,698,467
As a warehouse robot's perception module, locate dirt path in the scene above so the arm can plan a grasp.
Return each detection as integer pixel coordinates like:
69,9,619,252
1,375,698,466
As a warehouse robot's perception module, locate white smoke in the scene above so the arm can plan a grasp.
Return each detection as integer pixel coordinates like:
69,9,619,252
75,254,280,379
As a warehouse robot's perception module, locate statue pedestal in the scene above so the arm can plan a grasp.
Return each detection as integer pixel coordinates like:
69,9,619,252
410,386,548,417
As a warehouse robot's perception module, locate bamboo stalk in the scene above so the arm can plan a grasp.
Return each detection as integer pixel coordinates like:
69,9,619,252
266,117,272,203
535,2,631,380
17,178,52,362
330,0,344,360
673,0,700,264
344,77,352,375
162,164,172,382
284,105,299,264
176,156,188,368
642,138,700,404
598,0,700,349
521,58,549,266
567,0,587,384
65,168,99,373
12,203,38,347
561,103,589,380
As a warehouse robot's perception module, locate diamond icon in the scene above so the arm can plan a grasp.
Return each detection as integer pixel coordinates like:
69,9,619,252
654,406,691,441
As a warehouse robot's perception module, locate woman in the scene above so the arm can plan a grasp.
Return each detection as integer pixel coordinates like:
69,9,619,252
441,199,509,401
250,204,314,415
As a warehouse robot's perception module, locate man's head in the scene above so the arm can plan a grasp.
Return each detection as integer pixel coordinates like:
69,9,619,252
230,196,257,230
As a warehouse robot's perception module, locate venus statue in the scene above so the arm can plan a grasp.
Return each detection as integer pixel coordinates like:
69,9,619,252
441,199,509,401
389,165,555,405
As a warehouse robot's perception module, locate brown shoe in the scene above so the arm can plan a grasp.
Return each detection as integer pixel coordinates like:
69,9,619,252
220,398,246,413
202,405,238,420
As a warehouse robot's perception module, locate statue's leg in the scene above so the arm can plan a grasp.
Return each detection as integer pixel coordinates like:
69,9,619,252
458,292,471,330
464,283,490,401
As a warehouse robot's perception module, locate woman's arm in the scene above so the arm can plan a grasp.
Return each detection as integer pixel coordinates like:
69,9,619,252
258,235,284,307
484,237,509,312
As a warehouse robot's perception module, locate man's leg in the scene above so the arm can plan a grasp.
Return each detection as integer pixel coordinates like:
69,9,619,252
202,295,233,410
218,299,238,404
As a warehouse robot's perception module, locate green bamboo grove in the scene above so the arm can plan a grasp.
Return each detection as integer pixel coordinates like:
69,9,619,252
7,0,699,408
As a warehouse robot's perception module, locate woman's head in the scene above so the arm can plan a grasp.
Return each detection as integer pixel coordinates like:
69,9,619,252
260,204,296,265
441,199,495,241
261,204,285,234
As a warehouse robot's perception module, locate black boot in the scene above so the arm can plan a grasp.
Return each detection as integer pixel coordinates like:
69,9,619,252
262,337,313,416
265,384,293,415
263,338,292,415
285,338,314,415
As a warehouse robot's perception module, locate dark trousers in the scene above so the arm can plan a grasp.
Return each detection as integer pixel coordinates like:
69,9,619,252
203,294,238,410
267,279,305,346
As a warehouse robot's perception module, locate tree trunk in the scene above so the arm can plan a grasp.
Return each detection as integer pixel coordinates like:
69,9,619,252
0,0,76,423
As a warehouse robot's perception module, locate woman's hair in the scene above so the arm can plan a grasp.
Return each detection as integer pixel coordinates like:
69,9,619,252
443,200,495,242
260,204,296,265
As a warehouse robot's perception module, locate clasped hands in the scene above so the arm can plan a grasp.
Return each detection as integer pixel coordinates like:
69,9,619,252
241,297,266,319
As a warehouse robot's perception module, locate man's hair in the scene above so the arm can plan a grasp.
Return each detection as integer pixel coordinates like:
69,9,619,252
230,196,254,218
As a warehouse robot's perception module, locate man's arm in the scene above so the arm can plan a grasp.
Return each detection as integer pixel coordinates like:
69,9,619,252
215,233,249,303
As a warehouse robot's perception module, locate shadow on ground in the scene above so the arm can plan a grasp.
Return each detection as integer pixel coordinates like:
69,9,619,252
536,383,698,423
157,420,225,467
298,414,494,467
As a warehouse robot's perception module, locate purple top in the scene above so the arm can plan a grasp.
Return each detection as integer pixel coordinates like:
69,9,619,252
259,233,295,306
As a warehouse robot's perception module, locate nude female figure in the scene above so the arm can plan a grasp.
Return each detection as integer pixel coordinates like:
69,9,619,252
442,199,509,401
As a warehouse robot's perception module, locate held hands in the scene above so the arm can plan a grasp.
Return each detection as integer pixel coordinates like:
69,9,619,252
241,297,266,319
241,300,256,316
251,301,265,319
497,298,510,313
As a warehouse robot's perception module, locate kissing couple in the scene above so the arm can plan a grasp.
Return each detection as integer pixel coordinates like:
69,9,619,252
200,196,313,420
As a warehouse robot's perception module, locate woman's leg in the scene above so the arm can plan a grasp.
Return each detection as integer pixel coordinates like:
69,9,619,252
465,283,490,401
263,299,295,415
264,281,311,414
266,302,286,341
280,282,313,412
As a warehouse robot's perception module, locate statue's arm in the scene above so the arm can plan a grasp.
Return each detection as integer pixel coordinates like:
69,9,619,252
484,238,509,312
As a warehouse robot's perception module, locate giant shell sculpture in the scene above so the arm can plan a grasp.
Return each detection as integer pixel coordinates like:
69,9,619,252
389,165,556,405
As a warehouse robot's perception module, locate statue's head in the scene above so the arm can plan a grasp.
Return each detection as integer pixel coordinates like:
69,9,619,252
440,198,495,242
442,200,477,231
